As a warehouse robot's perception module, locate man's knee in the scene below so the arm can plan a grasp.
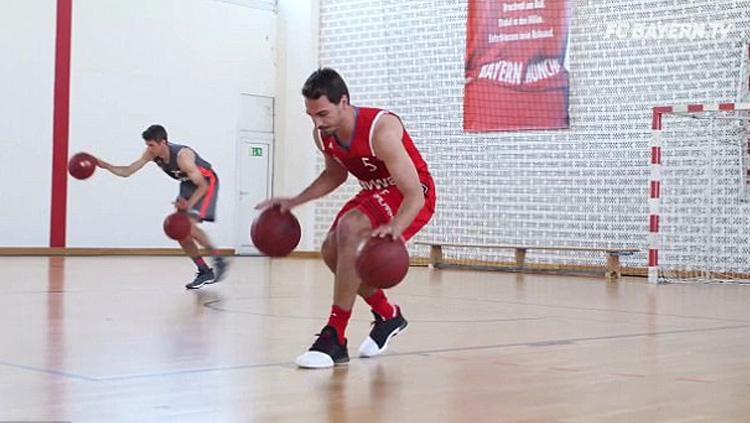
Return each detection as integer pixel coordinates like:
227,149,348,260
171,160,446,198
321,234,337,272
335,211,371,245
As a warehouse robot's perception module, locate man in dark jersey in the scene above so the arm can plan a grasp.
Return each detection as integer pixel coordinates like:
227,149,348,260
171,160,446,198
96,124,227,289
257,68,436,368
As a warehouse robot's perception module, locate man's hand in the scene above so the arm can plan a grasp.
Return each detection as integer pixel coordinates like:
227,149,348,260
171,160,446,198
174,197,189,212
371,223,404,241
255,197,297,213
95,157,110,169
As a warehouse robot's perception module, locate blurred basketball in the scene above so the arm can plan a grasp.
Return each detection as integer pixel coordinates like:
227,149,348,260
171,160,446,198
163,212,191,241
355,236,410,289
68,152,97,180
251,205,301,257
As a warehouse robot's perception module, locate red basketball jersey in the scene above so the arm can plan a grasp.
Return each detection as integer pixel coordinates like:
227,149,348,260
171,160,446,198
320,107,434,198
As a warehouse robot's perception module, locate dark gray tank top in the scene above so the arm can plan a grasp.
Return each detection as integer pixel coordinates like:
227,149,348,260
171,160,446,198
153,143,215,182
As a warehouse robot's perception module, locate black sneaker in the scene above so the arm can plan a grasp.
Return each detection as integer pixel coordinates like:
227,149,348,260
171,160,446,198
358,306,408,357
295,326,349,369
185,268,215,290
212,257,228,283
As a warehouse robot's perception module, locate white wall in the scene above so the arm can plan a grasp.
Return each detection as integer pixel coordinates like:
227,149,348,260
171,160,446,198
66,0,276,247
0,0,56,246
0,0,323,250
274,0,320,250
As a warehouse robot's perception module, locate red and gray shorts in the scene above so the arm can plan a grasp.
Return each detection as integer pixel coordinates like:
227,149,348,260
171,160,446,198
178,172,219,222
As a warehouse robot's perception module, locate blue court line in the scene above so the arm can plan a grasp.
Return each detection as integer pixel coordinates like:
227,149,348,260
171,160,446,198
205,299,547,323
399,293,750,324
3,324,748,382
384,323,750,357
94,361,294,381
78,323,750,381
203,298,548,323
203,294,750,325
0,360,97,381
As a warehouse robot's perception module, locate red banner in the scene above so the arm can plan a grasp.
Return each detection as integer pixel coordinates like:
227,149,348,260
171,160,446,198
464,0,571,131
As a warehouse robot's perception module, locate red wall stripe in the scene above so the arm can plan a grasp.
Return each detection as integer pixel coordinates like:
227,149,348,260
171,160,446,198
649,215,659,233
50,0,72,247
650,146,661,164
651,106,672,130
651,109,661,131
649,180,660,199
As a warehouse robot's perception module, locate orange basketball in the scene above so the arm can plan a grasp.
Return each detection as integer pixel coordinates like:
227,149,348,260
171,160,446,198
68,152,97,180
163,212,191,241
355,236,410,289
250,205,301,257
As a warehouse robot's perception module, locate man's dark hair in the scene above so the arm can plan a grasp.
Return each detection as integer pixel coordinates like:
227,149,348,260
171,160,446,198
142,124,168,142
301,68,350,104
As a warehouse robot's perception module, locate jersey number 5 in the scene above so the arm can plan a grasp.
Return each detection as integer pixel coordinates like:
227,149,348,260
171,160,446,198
361,157,378,172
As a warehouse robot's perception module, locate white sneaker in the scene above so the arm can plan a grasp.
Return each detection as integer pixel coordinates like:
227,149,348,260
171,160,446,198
295,326,349,369
358,307,408,358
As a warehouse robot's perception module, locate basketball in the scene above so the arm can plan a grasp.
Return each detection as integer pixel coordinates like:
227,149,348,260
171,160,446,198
67,152,97,180
355,236,410,289
250,205,301,257
163,212,191,241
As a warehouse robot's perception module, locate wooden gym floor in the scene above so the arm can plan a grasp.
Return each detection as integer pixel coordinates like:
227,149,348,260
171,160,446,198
1,256,749,422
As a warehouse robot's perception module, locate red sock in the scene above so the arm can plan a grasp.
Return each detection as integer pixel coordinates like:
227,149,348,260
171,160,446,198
192,257,209,271
364,290,396,319
327,305,351,344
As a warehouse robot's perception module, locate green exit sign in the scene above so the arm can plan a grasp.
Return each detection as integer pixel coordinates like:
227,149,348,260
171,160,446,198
250,147,263,157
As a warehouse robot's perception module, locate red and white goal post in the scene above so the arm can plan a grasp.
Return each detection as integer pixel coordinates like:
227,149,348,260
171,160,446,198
649,102,750,284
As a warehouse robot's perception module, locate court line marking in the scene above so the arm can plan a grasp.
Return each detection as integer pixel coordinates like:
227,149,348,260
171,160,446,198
201,293,750,325
383,324,750,357
2,323,746,382
0,360,97,381
202,298,547,323
398,293,750,324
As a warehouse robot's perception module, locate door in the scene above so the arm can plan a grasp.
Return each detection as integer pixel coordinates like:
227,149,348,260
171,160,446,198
236,94,274,255
237,135,273,254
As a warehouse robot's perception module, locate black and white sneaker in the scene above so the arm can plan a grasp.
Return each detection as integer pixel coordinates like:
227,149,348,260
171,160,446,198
212,257,228,283
295,326,349,369
358,306,408,358
185,268,215,290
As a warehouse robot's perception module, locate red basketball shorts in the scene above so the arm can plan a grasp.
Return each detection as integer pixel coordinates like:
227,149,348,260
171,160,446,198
330,187,435,241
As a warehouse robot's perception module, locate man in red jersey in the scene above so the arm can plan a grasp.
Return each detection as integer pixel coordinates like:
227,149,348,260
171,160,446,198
256,68,436,368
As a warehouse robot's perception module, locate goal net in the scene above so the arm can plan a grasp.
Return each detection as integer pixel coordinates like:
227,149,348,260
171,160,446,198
649,103,750,283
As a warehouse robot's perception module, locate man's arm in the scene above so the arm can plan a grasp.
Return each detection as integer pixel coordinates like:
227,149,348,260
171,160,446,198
291,129,349,205
256,129,348,212
371,113,425,238
176,149,209,210
97,150,153,177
